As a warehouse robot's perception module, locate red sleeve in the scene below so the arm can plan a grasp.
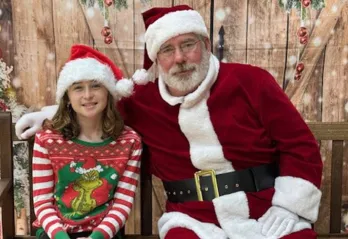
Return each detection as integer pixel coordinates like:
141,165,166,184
32,133,69,239
256,69,322,188
253,68,322,222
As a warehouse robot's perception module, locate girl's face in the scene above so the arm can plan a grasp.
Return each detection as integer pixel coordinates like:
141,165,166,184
67,80,109,121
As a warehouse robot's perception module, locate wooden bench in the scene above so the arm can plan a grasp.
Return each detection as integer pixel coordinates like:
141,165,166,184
0,112,157,239
0,112,15,239
1,111,348,239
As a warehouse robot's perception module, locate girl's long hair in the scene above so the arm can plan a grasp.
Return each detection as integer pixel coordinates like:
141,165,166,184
43,93,124,140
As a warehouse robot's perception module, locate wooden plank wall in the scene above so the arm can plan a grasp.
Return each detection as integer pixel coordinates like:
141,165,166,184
3,0,348,235
0,0,14,67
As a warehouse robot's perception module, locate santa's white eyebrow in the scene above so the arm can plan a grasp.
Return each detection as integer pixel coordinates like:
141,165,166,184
160,38,198,50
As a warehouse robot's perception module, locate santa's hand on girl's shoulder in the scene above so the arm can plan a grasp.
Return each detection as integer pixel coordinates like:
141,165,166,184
15,105,58,139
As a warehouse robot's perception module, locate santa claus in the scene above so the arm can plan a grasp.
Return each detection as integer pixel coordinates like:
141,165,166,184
16,4,322,239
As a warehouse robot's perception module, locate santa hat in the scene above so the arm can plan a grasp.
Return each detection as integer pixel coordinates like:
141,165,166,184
56,44,134,103
132,5,209,83
72,157,103,180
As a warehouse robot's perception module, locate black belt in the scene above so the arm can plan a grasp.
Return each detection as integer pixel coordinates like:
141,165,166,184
163,162,278,203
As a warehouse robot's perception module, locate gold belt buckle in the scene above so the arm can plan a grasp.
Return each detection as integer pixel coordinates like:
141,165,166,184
194,169,220,201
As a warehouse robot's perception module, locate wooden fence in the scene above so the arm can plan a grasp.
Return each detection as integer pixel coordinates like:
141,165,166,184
0,0,348,235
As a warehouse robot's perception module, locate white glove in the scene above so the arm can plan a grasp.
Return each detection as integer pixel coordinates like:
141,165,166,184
15,105,58,139
258,206,299,238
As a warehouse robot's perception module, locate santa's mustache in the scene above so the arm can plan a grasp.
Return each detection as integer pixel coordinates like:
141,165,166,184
169,63,197,75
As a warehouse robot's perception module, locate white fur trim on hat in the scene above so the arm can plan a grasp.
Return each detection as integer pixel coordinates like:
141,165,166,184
145,10,209,62
56,58,118,103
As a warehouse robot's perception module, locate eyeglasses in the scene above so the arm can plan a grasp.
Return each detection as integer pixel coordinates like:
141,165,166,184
157,39,201,60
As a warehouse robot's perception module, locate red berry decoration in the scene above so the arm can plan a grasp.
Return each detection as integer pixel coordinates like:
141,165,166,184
294,73,302,81
104,0,113,7
299,36,308,45
0,101,8,111
301,0,311,8
104,35,113,44
297,27,308,38
296,62,305,73
101,26,111,37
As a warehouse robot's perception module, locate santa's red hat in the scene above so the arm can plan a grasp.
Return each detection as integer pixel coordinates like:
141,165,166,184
56,44,134,103
132,5,209,83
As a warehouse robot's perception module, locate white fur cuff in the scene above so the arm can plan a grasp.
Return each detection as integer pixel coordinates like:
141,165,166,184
158,212,227,239
213,192,271,239
272,176,322,222
213,191,249,219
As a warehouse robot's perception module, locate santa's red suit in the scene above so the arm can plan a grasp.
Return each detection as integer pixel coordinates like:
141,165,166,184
119,55,322,239
14,5,323,238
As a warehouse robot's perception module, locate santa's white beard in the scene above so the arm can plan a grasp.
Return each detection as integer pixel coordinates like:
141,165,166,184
158,49,210,93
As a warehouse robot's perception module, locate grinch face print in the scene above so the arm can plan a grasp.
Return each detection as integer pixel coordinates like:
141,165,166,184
52,156,119,220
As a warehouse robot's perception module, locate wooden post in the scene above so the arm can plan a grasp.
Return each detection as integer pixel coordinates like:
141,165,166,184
217,26,225,61
0,112,15,239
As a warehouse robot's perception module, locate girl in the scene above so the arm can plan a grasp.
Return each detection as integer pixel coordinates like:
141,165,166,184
32,45,142,239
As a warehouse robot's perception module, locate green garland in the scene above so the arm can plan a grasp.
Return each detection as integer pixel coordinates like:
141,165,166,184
278,0,326,12
80,0,125,10
80,0,151,16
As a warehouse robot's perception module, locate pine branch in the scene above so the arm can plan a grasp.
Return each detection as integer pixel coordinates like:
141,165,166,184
140,0,151,4
97,0,104,12
277,0,326,11
301,5,307,20
312,0,326,10
114,0,128,10
294,0,301,10
278,0,285,9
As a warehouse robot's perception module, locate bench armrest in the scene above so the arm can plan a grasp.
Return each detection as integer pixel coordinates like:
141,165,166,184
0,178,12,203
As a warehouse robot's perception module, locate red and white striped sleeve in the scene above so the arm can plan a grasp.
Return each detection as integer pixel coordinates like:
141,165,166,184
90,136,142,239
32,133,69,239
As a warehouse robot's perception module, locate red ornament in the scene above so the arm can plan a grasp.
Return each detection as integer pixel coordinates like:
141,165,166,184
101,26,111,37
301,0,311,8
0,101,8,111
296,62,305,73
104,35,113,44
297,27,308,38
294,73,302,81
104,0,113,7
299,36,308,45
